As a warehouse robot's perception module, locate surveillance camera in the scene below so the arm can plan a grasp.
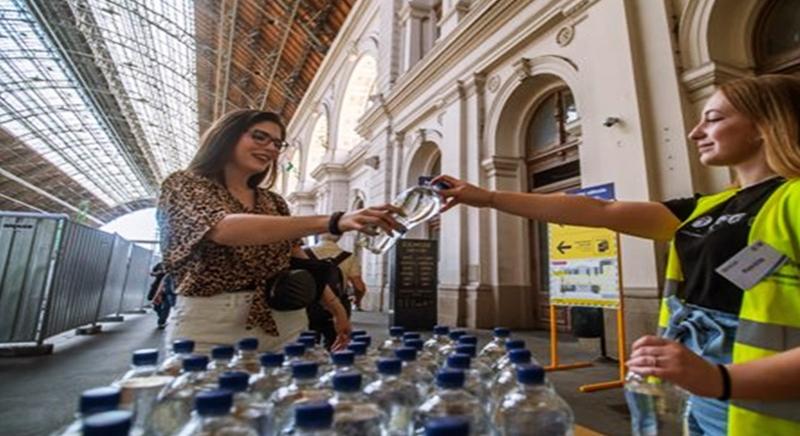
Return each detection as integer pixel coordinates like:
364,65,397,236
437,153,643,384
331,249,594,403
603,117,620,128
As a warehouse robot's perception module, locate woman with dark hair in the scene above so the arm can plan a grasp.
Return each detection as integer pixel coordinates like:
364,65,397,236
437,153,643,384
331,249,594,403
157,109,401,353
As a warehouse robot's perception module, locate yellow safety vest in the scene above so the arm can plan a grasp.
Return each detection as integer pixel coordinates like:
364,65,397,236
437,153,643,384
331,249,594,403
658,178,800,436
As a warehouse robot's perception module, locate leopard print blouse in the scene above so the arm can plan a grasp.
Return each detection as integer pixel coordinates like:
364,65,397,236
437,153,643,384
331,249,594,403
157,170,298,336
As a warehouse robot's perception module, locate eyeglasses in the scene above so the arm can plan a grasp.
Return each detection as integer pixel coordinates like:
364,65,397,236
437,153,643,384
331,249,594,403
249,129,289,150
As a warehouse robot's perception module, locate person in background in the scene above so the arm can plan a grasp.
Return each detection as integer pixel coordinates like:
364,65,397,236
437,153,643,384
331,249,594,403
434,75,800,435
157,109,402,353
148,263,175,330
310,233,368,310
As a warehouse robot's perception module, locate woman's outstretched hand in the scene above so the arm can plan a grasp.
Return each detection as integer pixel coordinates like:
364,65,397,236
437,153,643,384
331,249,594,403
432,175,494,212
338,204,406,236
627,335,723,398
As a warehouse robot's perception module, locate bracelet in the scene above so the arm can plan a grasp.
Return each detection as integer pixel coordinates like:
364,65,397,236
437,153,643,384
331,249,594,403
328,211,345,236
717,364,731,401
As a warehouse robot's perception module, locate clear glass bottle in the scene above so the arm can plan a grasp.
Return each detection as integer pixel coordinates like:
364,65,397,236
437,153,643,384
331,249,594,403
57,386,121,435
478,328,510,369
330,372,385,435
435,330,467,366
317,350,357,390
270,361,333,434
452,344,493,384
81,410,133,436
394,346,434,396
149,355,211,436
413,369,492,436
404,338,438,375
489,349,535,415
218,371,270,434
423,325,451,360
624,371,688,436
159,339,195,376
379,326,406,357
230,338,261,374
357,178,451,255
364,358,421,436
250,352,289,401
293,401,336,436
115,349,173,433
424,416,470,436
493,364,574,436
176,389,257,436
491,339,528,373
205,345,235,386
445,354,489,404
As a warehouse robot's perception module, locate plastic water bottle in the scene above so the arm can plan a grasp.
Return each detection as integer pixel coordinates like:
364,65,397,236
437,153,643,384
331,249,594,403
159,339,195,376
624,371,688,436
435,330,467,365
423,325,451,359
298,336,331,371
294,402,336,436
230,338,261,374
284,342,308,369
490,349,535,414
379,326,406,356
271,361,333,434
491,340,528,373
403,332,422,342
413,369,492,435
330,372,385,435
395,346,434,395
357,177,451,254
424,416,470,436
364,358,421,436
176,389,257,436
219,371,270,434
445,354,489,403
115,349,173,433
453,344,493,383
478,328,510,368
58,386,121,435
347,342,378,381
249,352,289,401
352,335,381,360
493,364,574,435
351,330,368,339
404,338,438,375
149,355,212,435
206,345,235,384
81,410,133,436
317,350,357,390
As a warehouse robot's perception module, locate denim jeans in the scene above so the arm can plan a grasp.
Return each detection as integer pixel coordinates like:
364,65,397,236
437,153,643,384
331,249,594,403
663,296,739,436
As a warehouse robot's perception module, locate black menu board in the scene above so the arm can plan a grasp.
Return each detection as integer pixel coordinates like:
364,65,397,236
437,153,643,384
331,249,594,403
389,239,438,330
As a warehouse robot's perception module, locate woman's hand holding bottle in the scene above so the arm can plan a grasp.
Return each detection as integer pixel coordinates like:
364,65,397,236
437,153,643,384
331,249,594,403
432,175,494,212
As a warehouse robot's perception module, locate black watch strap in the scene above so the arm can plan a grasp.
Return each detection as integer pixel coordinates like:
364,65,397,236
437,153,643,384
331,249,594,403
328,211,345,235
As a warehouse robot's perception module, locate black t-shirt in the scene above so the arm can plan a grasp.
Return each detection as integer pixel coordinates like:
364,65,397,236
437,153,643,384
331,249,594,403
662,177,785,314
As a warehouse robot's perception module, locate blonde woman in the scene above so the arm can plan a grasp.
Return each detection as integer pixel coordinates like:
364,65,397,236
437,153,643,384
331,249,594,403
435,75,800,435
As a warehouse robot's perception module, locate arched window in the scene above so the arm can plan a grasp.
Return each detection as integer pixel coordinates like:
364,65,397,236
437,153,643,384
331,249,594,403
305,111,329,182
337,55,377,153
754,0,800,74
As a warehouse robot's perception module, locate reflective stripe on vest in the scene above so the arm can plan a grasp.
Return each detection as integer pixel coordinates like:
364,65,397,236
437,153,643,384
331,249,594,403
736,318,800,352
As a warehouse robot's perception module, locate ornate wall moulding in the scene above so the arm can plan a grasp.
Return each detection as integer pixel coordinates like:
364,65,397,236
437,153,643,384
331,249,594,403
556,25,575,47
487,75,501,93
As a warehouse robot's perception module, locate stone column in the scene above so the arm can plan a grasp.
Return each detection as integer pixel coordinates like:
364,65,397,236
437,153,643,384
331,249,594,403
438,0,471,38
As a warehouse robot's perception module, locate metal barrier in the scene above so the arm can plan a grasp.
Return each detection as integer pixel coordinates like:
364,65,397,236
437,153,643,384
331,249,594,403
0,212,156,355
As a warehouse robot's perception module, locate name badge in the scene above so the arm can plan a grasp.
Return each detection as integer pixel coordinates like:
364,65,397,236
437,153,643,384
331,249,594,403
715,241,788,290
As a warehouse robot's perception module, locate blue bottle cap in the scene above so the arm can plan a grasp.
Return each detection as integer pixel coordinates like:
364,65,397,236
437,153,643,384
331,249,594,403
493,327,511,338
284,342,306,357
394,347,417,362
295,401,334,430
402,332,421,341
79,387,121,415
300,330,319,339
332,372,362,392
376,358,402,375
183,355,209,372
504,339,526,350
425,416,470,436
331,350,355,366
446,354,471,370
260,352,284,368
516,364,546,385
237,337,259,351
298,336,317,349
404,338,424,351
172,339,195,354
436,369,465,389
352,336,372,347
351,330,368,337
82,410,132,436
457,335,478,345
389,326,405,337
347,342,367,356
433,325,450,335
131,349,158,366
291,361,318,379
454,344,477,358
211,345,235,360
448,330,466,341
218,371,249,392
508,349,532,364
195,389,233,416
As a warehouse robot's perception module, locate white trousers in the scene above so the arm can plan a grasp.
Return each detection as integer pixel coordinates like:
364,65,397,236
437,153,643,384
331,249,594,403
165,292,308,354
